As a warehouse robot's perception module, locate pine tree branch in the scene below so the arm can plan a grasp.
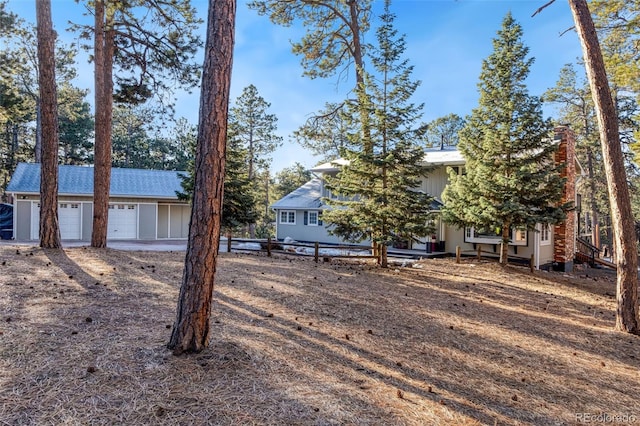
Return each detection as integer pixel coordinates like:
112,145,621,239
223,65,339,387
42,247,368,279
532,0,557,18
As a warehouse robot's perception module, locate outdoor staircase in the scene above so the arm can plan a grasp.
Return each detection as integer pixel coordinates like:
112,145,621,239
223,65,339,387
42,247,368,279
575,237,615,269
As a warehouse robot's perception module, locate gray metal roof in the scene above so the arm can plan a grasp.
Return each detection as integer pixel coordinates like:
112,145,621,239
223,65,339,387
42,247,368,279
6,163,186,199
271,177,444,211
270,178,323,210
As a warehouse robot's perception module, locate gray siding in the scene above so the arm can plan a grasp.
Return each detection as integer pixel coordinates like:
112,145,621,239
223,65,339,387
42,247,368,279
421,166,454,200
82,203,92,241
16,201,31,240
157,205,169,238
275,210,357,245
138,204,157,239
169,205,190,238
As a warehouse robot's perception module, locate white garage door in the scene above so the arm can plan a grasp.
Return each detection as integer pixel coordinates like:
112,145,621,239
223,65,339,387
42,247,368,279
58,203,81,239
108,204,137,239
30,202,82,240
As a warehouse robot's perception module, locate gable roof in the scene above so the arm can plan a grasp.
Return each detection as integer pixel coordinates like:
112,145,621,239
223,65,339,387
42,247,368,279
270,178,323,210
6,163,186,199
270,177,444,211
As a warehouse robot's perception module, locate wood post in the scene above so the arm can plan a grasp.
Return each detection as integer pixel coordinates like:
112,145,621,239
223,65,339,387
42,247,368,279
477,244,482,260
456,246,461,264
227,232,232,253
530,254,535,273
267,237,272,257
314,241,319,263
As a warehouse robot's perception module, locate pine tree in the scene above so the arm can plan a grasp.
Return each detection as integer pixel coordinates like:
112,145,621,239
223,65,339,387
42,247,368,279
168,0,235,355
323,0,433,268
228,85,282,237
441,12,569,265
424,114,465,148
568,0,639,334
178,130,257,234
36,0,61,248
221,132,258,232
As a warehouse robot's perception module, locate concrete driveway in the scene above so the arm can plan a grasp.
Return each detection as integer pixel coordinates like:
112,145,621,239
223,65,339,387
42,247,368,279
0,239,191,252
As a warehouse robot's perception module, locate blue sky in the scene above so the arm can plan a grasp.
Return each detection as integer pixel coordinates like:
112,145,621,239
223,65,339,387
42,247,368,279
9,0,584,173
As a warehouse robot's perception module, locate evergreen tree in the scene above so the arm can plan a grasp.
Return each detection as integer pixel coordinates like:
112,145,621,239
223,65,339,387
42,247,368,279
441,13,569,265
274,162,312,201
220,132,258,232
292,102,359,163
228,85,282,181
58,84,94,165
424,113,465,148
178,130,257,234
168,0,235,354
568,0,639,334
323,0,433,268
228,85,282,237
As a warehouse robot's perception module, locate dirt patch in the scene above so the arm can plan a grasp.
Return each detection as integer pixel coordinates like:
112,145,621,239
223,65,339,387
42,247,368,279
0,245,637,425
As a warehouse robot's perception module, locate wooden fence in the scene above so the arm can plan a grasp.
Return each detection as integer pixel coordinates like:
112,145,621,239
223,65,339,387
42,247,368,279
225,237,377,263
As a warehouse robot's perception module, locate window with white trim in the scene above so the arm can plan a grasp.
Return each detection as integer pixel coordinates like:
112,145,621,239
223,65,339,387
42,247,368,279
540,224,551,245
464,226,527,246
279,210,296,225
308,211,318,226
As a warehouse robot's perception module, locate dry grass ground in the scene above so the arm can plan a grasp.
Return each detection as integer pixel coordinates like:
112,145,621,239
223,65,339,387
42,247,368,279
0,245,638,426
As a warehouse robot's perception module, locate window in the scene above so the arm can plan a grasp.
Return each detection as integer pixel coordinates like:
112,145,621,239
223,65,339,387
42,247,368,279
70,204,79,209
279,210,296,225
59,203,68,208
118,204,125,209
303,210,323,226
127,205,135,210
308,211,318,226
108,205,115,210
464,226,527,246
540,224,551,245
514,229,527,243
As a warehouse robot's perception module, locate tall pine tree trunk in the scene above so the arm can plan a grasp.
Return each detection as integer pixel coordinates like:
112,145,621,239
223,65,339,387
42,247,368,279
35,102,42,163
585,146,599,247
92,0,115,248
500,223,510,266
168,0,236,355
568,0,639,334
36,0,61,249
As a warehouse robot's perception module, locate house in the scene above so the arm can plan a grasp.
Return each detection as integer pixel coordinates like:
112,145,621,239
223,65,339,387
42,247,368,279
6,163,191,241
271,126,581,271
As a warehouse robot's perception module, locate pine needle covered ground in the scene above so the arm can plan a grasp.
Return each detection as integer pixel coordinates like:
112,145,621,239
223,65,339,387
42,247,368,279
0,245,638,425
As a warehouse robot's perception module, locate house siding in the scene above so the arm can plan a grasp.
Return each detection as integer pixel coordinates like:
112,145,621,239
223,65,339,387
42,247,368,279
138,204,157,239
276,210,348,245
82,203,92,241
169,205,190,238
422,166,453,200
157,205,169,238
15,201,30,241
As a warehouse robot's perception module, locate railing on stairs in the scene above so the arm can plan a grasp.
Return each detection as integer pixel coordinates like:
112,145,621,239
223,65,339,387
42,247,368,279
575,237,600,267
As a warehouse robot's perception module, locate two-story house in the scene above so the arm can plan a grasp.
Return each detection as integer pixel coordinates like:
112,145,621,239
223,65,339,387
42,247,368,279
271,126,581,271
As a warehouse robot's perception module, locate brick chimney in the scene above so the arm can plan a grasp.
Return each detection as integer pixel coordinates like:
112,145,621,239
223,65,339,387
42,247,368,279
553,126,577,272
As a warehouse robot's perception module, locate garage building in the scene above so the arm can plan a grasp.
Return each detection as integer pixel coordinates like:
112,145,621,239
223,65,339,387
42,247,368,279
6,163,191,241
